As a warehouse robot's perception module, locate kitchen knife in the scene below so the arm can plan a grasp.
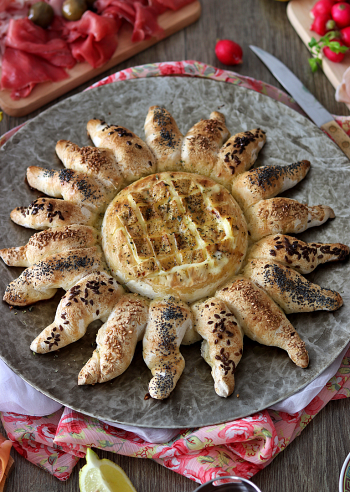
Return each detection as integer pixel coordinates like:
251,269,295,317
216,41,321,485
250,45,350,160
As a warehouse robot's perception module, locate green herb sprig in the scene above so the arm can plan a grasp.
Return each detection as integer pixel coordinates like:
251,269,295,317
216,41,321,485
308,31,349,72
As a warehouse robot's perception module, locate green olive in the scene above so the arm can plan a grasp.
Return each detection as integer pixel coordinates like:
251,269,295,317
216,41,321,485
28,2,54,29
62,0,87,21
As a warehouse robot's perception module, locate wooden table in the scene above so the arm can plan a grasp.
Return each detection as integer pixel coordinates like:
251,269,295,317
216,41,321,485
1,0,350,490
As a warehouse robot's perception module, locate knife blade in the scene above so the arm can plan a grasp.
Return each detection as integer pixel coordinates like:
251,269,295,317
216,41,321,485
249,45,350,159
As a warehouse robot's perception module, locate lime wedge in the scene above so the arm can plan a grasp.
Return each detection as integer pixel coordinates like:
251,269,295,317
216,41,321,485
79,448,137,492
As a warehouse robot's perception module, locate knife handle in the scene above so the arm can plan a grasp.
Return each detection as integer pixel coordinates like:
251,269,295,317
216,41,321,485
321,120,350,160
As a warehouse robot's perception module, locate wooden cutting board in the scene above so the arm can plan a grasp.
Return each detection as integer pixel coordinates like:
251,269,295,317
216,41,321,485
287,0,350,109
0,1,201,117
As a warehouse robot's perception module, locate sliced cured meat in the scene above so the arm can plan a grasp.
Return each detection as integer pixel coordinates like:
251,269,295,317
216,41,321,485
0,0,36,60
95,0,190,43
95,0,163,41
95,0,136,24
0,0,195,99
0,0,35,15
64,10,119,43
0,0,12,13
5,17,75,67
132,3,163,42
62,11,119,67
0,47,69,99
70,31,118,68
148,0,167,14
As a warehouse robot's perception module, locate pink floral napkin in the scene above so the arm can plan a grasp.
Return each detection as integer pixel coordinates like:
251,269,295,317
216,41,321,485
1,61,350,486
2,352,350,483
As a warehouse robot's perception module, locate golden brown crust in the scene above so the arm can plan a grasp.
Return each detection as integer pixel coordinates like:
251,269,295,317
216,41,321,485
0,225,99,267
30,272,124,353
244,258,343,314
245,198,335,242
143,296,192,399
56,140,124,191
181,323,202,345
231,160,310,210
78,293,150,385
181,112,230,177
216,276,309,368
247,234,350,274
102,172,248,302
191,297,243,397
214,129,266,187
26,166,115,213
10,198,97,230
87,119,156,183
144,106,183,172
3,246,104,306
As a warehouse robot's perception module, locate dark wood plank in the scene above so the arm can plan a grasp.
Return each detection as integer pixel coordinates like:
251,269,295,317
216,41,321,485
1,1,350,491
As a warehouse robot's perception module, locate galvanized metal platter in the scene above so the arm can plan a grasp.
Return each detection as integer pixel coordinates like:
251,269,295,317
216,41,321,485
0,77,349,428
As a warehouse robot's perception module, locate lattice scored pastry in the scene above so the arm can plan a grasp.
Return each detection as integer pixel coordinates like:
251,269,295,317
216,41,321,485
1,106,348,400
102,172,247,302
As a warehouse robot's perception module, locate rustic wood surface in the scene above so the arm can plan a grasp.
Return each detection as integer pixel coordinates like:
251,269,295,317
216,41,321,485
1,0,350,491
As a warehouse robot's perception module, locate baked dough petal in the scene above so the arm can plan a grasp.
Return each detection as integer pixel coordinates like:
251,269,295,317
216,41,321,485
26,166,115,213
0,225,99,268
214,129,266,187
245,197,335,242
181,111,230,177
3,246,104,306
247,234,350,274
144,106,183,173
56,140,124,191
78,293,149,385
191,297,243,398
244,259,343,314
30,272,124,353
143,296,192,399
231,160,310,210
87,118,156,183
10,197,97,230
216,277,309,368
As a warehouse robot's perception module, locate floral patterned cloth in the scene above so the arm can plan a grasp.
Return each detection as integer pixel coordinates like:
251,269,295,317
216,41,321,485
1,60,350,485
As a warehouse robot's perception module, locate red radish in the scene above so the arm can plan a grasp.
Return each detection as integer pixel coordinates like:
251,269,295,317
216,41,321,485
331,2,350,28
310,14,336,35
311,0,337,18
341,25,350,45
215,39,243,65
323,38,346,61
